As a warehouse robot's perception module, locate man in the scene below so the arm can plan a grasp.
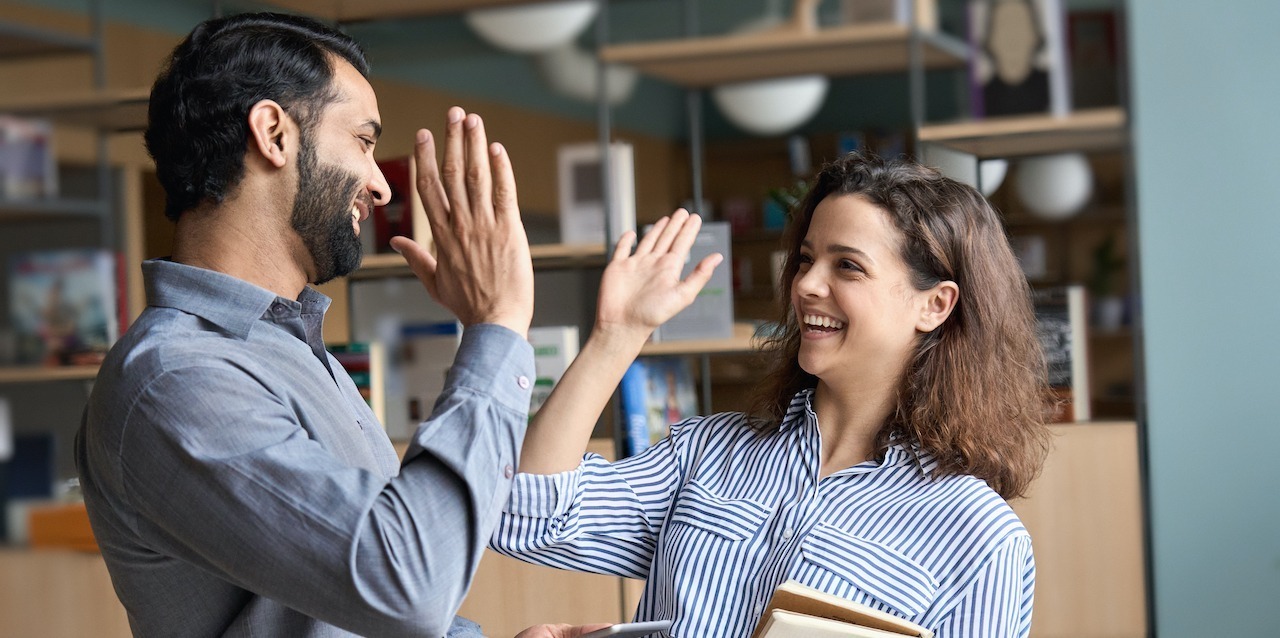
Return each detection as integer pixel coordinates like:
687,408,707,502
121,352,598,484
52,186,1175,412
76,12,606,637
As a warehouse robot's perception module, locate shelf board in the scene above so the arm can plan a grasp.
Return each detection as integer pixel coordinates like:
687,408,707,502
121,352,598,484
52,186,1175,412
0,365,99,384
351,242,608,279
0,22,95,61
260,0,535,21
0,197,108,221
640,322,760,356
1002,203,1128,228
918,107,1128,159
600,23,968,87
0,88,150,132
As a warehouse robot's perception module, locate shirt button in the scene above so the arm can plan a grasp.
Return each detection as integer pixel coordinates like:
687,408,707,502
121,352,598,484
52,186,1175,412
517,375,530,389
271,302,288,316
782,527,795,540
503,464,515,478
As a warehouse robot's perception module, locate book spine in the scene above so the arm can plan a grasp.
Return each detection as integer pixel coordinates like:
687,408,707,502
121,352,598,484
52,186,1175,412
371,156,414,254
619,360,650,457
1068,285,1090,421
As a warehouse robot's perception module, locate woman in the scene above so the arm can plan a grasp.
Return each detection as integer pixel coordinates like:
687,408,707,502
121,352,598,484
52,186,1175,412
497,154,1053,637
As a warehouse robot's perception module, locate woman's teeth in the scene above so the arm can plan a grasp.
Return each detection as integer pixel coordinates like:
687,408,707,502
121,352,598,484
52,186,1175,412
803,314,845,330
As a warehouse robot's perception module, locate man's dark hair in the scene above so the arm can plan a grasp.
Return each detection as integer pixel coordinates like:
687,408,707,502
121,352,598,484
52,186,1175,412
145,12,368,221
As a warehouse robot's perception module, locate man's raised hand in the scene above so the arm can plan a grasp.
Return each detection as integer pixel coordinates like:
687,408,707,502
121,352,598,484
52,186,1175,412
390,107,534,337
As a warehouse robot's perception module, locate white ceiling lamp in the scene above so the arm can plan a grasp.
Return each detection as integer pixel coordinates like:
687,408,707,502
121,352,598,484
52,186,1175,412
536,43,638,105
1015,152,1094,220
713,75,829,136
920,142,1009,196
465,1,599,54
980,159,1009,196
711,0,828,136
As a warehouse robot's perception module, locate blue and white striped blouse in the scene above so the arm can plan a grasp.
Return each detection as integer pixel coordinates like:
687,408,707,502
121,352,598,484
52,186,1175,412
493,390,1035,637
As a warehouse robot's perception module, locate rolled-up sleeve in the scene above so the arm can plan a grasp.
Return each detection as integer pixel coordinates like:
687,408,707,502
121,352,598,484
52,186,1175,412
490,419,692,580
116,324,533,637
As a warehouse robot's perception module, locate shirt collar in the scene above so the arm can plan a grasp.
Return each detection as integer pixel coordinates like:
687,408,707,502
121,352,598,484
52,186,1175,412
778,388,815,434
142,259,332,339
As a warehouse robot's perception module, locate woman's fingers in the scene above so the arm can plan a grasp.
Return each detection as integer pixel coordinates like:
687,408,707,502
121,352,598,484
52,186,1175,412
611,230,637,262
633,215,669,256
649,208,691,256
669,211,703,260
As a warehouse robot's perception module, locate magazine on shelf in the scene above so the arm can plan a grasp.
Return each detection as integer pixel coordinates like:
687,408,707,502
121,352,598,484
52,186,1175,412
967,0,1071,118
650,221,734,342
619,356,698,456
394,321,463,439
8,248,122,366
528,326,580,420
557,141,636,246
752,580,933,638
0,115,57,200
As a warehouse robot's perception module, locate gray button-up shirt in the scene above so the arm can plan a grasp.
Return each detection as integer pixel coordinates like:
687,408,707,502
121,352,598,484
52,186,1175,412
76,260,533,637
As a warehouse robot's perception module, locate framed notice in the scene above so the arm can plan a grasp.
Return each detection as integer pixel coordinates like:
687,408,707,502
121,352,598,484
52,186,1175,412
968,0,1071,117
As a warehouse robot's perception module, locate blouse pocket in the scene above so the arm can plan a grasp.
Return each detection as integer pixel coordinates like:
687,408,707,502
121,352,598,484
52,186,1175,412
667,480,772,541
798,523,940,618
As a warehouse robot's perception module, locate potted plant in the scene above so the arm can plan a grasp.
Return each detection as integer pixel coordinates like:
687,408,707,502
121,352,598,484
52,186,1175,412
1087,233,1126,330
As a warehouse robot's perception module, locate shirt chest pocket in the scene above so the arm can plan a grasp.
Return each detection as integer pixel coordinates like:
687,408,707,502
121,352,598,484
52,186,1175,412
795,523,940,619
667,480,772,541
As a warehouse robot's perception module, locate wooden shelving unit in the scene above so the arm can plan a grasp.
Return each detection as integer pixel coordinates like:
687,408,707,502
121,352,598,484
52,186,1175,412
640,321,759,356
600,22,968,87
0,20,94,59
0,4,124,387
918,107,1128,159
0,197,109,221
260,0,533,22
351,242,609,280
0,365,99,384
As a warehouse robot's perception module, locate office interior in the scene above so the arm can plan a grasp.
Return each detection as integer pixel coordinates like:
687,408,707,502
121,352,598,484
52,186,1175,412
0,0,1276,636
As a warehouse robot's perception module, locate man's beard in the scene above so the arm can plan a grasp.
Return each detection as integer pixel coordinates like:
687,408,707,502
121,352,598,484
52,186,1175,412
291,132,364,285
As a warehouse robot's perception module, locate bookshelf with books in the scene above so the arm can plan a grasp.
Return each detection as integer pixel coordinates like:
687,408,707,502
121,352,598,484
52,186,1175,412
0,21,171,629
0,11,152,633
913,0,1136,422
593,0,971,438
0,1,153,385
594,3,1146,636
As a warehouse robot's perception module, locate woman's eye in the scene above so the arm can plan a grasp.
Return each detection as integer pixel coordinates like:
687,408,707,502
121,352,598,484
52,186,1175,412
840,259,864,273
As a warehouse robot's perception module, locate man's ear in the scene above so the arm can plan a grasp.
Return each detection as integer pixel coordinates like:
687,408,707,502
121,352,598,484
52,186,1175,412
246,99,292,169
916,280,959,333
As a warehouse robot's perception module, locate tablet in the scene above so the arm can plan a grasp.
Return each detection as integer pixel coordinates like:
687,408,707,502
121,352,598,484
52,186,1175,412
581,619,674,637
